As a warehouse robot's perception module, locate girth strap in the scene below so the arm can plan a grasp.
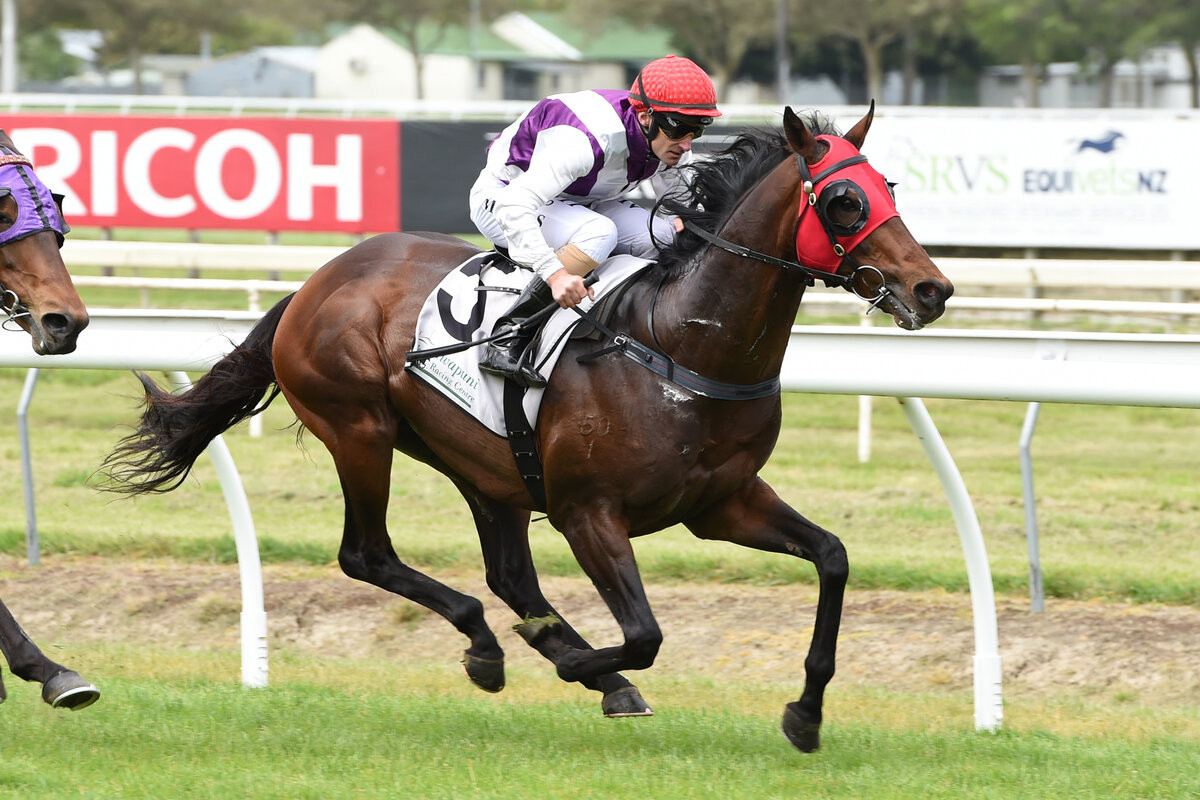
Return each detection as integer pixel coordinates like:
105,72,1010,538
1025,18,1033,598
502,378,548,511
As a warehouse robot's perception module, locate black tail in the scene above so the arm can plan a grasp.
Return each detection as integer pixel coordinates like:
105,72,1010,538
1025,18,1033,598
100,295,295,494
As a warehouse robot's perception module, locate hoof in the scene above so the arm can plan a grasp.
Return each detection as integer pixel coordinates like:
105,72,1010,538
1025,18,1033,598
43,671,101,711
781,701,820,752
602,685,654,718
513,613,563,646
461,652,505,693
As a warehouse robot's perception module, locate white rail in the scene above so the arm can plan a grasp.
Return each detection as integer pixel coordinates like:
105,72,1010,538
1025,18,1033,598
61,241,1200,325
61,239,343,273
71,273,1200,320
4,309,267,689
61,239,1200,292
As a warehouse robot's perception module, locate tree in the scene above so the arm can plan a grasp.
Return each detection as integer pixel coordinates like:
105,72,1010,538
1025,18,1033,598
782,0,961,104
13,0,301,93
1148,0,1200,108
609,0,782,100
1067,0,1159,107
964,0,1083,107
17,29,77,83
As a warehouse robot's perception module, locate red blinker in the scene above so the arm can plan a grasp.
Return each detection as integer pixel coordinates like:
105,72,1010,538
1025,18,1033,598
794,136,899,272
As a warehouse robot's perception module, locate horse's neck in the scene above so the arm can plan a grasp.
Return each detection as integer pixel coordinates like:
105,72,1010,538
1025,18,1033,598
655,255,804,382
649,163,806,384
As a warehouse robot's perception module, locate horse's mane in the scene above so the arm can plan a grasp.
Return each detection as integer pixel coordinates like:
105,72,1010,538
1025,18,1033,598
653,111,841,280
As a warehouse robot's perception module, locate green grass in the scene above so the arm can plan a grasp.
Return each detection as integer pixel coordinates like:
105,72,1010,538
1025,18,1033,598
2,645,1197,800
4,275,1200,797
3,367,1199,607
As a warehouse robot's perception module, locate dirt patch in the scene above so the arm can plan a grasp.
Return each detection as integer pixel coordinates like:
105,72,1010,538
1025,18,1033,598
3,556,1198,707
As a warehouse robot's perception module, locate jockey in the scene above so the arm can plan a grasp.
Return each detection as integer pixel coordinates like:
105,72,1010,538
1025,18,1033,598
468,54,722,387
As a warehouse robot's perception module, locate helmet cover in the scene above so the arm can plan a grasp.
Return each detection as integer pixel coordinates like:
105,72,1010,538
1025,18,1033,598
628,55,721,117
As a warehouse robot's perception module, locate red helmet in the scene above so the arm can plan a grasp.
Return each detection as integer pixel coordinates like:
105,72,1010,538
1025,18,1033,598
628,55,721,118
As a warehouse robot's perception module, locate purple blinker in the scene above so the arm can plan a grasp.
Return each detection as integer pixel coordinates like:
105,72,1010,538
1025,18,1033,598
0,151,68,248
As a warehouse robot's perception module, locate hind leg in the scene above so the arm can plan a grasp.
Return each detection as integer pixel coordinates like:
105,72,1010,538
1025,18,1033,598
685,477,847,753
459,488,651,716
0,599,100,710
319,423,506,691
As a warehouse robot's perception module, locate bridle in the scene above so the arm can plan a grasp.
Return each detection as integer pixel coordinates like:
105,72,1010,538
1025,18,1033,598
0,284,30,331
679,145,896,314
0,148,70,333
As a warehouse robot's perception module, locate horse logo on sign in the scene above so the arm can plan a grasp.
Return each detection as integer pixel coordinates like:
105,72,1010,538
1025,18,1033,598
1076,130,1124,154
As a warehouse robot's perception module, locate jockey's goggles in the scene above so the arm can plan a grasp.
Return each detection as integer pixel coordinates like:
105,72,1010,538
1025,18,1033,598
654,112,711,141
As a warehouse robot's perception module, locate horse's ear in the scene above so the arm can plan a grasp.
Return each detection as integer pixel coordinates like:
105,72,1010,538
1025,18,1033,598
0,129,15,153
844,100,875,150
783,106,820,162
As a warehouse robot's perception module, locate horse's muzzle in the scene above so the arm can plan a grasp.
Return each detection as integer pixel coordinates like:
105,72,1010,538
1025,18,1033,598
914,277,953,322
882,277,953,331
32,311,89,355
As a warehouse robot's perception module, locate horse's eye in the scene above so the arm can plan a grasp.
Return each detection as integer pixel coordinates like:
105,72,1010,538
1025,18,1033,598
833,195,863,219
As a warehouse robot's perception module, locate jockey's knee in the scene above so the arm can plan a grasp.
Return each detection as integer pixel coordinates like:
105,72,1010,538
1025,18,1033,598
624,214,676,259
556,243,600,276
569,215,619,267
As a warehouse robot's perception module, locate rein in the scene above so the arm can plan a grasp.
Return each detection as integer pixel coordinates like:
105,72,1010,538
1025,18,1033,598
678,149,894,313
680,218,834,287
575,304,781,400
576,142,895,399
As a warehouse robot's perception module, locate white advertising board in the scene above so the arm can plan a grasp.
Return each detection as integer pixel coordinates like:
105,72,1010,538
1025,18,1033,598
840,110,1198,250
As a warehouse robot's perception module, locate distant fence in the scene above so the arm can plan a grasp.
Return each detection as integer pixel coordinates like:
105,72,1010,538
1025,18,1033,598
60,239,1200,319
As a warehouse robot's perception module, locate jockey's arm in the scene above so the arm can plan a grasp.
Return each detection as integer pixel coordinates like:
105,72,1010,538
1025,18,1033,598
648,151,695,242
488,127,597,306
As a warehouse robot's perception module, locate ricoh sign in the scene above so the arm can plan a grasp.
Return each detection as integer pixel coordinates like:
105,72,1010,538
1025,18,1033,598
0,115,401,232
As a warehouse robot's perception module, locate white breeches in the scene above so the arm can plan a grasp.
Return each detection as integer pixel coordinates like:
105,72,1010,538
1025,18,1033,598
469,181,674,267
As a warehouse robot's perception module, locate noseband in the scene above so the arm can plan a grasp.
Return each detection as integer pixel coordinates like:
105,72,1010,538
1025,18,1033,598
680,141,896,313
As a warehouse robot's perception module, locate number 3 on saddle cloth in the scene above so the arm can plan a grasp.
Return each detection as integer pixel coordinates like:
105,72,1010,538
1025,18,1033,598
407,251,653,439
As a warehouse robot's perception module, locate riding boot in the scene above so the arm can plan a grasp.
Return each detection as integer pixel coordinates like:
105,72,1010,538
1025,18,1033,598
479,276,555,388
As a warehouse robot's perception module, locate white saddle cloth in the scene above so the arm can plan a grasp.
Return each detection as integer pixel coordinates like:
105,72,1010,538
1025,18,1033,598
407,253,652,437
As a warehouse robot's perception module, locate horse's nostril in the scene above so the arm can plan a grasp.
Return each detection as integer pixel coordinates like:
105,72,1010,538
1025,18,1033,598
43,312,88,335
915,280,951,308
41,313,74,336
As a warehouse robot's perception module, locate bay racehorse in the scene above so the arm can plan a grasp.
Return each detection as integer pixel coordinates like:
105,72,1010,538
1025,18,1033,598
102,106,951,750
0,130,98,710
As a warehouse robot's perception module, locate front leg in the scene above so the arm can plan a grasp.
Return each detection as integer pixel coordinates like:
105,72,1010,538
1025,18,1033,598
685,477,848,752
459,487,652,716
549,507,664,684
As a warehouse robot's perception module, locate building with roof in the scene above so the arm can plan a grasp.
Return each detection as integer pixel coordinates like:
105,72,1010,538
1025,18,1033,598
186,47,319,98
978,45,1198,108
489,11,675,99
315,21,523,102
314,13,675,102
